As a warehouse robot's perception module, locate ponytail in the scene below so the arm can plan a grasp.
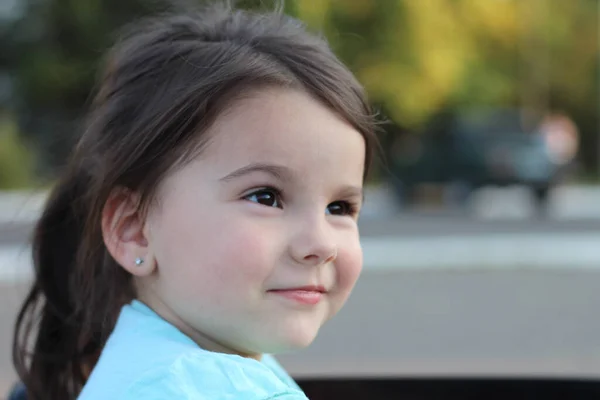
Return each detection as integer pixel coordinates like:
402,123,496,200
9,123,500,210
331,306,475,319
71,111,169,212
12,167,124,400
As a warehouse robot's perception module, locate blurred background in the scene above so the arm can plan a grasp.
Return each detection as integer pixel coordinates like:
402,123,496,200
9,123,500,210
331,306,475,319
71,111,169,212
1,0,600,398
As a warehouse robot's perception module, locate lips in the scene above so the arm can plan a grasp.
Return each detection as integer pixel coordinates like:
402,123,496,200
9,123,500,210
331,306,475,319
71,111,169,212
268,285,327,305
278,285,326,292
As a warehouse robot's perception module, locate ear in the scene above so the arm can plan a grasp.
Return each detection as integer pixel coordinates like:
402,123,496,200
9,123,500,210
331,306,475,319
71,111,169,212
101,187,155,277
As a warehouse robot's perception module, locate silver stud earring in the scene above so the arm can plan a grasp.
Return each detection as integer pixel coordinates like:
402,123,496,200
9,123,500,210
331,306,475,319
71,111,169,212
135,257,144,266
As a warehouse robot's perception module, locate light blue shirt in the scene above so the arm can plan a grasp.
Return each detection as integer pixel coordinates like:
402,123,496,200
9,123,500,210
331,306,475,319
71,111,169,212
78,300,308,400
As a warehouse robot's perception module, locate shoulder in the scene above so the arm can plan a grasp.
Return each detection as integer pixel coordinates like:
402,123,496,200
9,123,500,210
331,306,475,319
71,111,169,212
118,351,308,400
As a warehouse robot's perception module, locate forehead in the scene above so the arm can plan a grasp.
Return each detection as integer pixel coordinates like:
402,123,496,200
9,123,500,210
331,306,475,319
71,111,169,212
200,88,366,182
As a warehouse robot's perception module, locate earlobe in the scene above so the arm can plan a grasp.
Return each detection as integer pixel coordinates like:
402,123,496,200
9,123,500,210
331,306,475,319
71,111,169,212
126,254,156,277
101,187,156,277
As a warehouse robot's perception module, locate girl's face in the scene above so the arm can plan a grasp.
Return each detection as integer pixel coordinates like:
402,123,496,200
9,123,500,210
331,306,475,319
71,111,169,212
142,88,366,357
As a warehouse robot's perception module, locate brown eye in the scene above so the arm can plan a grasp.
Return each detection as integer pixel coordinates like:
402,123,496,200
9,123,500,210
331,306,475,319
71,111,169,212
326,201,353,216
245,189,281,208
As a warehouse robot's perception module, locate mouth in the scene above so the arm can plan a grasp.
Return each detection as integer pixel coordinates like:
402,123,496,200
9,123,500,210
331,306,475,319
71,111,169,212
267,285,327,305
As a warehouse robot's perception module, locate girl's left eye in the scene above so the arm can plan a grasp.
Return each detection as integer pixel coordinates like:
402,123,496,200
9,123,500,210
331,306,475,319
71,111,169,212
326,201,357,216
244,188,282,208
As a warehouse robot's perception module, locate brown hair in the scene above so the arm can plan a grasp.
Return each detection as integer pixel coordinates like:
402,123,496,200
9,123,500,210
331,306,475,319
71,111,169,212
12,3,378,399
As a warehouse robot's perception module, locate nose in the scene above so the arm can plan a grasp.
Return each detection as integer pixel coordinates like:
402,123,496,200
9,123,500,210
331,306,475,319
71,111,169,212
289,216,338,267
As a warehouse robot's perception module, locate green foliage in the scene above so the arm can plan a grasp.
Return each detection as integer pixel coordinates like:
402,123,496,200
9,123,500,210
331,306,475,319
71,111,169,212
0,0,299,178
295,0,598,172
298,0,597,124
0,116,36,189
0,0,598,181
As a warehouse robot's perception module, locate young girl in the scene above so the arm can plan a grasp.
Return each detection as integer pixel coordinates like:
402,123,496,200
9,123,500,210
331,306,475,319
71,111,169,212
12,3,377,399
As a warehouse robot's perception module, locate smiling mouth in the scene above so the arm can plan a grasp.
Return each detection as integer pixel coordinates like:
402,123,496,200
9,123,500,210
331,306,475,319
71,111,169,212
267,286,326,305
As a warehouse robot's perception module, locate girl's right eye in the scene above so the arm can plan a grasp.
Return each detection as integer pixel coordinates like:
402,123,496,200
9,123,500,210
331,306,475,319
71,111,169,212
244,188,282,208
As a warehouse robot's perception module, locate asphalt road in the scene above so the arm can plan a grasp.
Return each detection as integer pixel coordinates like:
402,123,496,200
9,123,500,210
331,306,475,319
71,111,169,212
279,269,600,379
0,283,25,395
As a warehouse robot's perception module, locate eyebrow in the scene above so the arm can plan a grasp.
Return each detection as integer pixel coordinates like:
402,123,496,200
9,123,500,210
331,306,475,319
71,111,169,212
219,162,295,182
219,162,364,201
338,185,364,203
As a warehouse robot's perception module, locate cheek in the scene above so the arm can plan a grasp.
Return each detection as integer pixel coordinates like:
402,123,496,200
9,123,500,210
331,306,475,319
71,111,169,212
152,210,277,299
334,239,363,295
206,222,275,287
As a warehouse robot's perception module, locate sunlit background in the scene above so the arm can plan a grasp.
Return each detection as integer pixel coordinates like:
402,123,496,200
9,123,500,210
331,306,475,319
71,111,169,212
1,0,600,398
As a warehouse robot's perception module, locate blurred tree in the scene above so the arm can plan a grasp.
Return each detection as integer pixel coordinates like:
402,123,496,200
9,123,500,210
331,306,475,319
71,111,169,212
1,0,169,176
0,115,36,189
0,0,297,179
0,0,598,180
296,0,598,173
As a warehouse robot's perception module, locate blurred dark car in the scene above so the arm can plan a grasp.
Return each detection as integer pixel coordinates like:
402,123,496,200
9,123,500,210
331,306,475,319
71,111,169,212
386,109,574,209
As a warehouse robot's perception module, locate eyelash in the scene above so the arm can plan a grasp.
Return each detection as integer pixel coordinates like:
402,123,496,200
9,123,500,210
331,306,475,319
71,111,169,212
243,186,359,217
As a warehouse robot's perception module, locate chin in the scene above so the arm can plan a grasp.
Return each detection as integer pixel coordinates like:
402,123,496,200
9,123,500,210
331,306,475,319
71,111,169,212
254,310,329,354
256,327,319,354
278,327,322,353
289,332,319,349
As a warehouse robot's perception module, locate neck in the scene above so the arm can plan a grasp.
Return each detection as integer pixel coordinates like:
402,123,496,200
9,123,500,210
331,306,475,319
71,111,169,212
136,293,262,361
